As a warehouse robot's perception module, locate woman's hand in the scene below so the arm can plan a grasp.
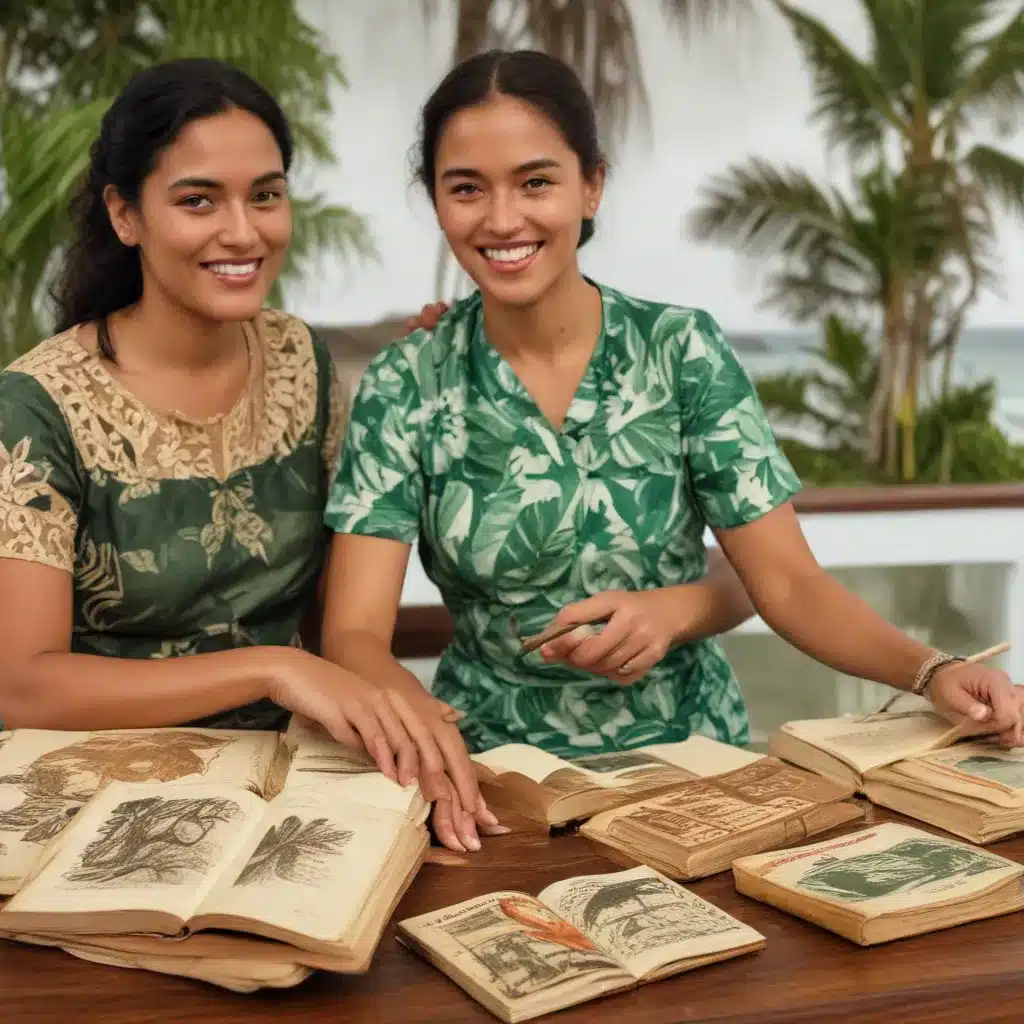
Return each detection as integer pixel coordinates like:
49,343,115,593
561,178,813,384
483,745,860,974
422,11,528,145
403,301,450,335
535,590,678,684
928,661,1024,747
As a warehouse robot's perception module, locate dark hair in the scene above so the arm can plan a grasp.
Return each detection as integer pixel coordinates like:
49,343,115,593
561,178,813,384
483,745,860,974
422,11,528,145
415,49,604,248
52,58,293,360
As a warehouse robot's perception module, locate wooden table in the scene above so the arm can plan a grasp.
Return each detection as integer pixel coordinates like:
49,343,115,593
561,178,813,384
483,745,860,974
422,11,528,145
4,805,1024,1024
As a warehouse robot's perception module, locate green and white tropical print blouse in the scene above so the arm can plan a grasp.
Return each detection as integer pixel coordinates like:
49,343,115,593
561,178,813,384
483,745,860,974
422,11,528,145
326,282,801,757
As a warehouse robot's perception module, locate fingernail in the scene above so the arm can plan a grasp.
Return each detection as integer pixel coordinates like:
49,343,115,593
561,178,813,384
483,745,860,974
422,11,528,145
486,825,512,835
465,834,481,852
476,797,500,826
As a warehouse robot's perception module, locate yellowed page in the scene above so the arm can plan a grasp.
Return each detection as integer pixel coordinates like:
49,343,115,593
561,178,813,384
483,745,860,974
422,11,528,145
196,787,408,943
537,866,763,979
639,736,764,776
282,718,378,776
890,742,1024,806
472,744,574,785
397,890,632,1018
0,728,278,894
0,780,265,924
778,712,957,774
734,821,1022,918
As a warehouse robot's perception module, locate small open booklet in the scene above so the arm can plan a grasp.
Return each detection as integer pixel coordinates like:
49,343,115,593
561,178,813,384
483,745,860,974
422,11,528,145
472,736,764,827
0,771,428,963
580,757,863,880
397,865,765,1023
732,821,1024,945
0,726,284,895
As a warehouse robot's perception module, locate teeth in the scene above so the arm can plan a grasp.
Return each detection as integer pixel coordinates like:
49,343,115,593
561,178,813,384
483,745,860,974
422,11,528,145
208,261,259,276
484,244,539,263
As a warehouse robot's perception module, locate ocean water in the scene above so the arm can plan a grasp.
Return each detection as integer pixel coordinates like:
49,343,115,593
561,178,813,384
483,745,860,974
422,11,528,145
733,326,1024,442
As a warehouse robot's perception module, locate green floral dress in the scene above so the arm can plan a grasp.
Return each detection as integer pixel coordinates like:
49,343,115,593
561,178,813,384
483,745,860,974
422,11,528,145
0,310,344,730
326,282,801,757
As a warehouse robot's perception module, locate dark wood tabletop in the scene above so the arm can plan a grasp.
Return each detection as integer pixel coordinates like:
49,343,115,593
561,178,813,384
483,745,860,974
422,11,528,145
4,803,1024,1024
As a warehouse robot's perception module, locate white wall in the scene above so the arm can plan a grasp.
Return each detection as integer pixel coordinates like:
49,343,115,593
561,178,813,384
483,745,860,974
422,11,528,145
293,0,1024,332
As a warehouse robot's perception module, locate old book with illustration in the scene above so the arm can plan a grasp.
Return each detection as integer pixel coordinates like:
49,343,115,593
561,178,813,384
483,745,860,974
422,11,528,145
767,706,964,788
732,821,1024,945
579,757,864,880
471,735,765,827
0,726,286,895
397,864,764,1023
0,770,428,966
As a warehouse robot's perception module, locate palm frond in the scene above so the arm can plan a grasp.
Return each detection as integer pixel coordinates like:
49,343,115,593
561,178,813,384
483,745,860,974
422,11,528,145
773,0,906,157
964,142,1024,216
659,0,760,34
943,5,1024,133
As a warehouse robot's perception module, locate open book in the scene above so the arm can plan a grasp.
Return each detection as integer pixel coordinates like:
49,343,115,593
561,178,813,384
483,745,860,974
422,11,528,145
0,772,428,965
472,736,764,827
397,865,764,1023
0,726,284,895
732,821,1024,945
768,707,963,787
579,757,863,880
862,740,1024,844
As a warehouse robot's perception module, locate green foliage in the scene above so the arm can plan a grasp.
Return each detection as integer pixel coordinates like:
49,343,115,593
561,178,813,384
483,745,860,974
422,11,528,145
757,315,1024,485
0,0,374,363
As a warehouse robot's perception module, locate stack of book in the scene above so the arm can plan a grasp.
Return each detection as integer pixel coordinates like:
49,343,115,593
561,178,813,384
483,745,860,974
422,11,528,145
769,705,1024,844
0,719,428,991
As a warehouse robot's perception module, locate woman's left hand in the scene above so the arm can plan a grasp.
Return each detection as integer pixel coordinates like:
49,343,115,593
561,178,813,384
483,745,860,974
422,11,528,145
928,661,1024,747
535,590,675,684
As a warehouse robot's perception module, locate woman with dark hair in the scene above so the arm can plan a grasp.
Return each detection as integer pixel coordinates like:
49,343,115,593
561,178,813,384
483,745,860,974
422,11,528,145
0,58,468,808
322,49,1022,852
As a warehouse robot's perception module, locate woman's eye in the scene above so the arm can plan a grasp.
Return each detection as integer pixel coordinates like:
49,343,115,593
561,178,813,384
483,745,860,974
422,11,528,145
452,183,479,196
180,194,212,209
524,177,552,190
253,190,283,203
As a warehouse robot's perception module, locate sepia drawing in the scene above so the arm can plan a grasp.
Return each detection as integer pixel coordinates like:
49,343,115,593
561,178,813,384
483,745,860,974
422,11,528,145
61,795,242,888
293,753,377,775
439,899,621,1000
0,732,232,852
553,875,741,960
233,815,352,886
570,752,663,774
795,837,1008,902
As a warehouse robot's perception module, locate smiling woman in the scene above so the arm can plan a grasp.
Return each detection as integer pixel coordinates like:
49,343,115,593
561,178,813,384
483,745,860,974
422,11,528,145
321,49,1024,855
0,58,453,803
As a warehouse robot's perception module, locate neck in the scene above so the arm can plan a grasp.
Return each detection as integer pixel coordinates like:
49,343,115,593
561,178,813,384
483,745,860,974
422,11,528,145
481,269,601,362
110,289,245,372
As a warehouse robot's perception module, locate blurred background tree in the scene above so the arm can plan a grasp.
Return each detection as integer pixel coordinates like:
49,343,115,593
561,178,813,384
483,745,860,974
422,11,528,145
690,0,1024,483
0,0,373,364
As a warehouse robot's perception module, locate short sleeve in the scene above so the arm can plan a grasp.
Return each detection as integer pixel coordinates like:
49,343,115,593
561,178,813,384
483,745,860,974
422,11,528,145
324,343,425,544
681,311,801,529
0,371,82,571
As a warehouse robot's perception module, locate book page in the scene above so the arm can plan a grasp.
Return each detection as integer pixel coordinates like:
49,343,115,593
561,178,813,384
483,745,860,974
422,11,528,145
538,866,763,979
1,781,266,923
898,742,1024,803
564,750,694,793
0,728,278,893
472,745,574,785
398,891,630,1011
196,785,408,943
593,758,851,851
780,712,957,773
283,770,423,818
639,736,764,777
282,718,379,776
736,822,1022,916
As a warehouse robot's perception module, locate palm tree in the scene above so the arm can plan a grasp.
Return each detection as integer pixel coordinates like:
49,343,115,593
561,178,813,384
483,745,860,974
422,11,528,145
0,0,373,364
689,0,1024,479
427,0,761,298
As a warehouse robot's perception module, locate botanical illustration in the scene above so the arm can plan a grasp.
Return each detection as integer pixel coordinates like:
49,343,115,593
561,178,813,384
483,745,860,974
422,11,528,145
61,795,241,888
439,897,622,1000
552,875,741,960
570,752,664,774
795,838,1008,903
952,754,1024,790
233,815,352,887
292,752,377,775
0,731,232,851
